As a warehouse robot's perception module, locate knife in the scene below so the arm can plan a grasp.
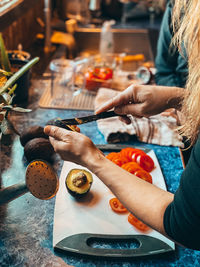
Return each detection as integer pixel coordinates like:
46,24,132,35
48,111,118,130
61,110,117,125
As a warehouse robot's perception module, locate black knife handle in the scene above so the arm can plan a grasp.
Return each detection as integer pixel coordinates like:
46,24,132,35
61,111,117,125
86,110,117,122
54,233,173,258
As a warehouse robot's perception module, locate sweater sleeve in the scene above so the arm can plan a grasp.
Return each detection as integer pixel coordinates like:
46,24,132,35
164,137,200,250
155,3,188,88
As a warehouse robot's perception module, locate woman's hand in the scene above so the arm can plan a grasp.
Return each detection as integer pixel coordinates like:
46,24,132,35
96,84,184,119
44,126,104,169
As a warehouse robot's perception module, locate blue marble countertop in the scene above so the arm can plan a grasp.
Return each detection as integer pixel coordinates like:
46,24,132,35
1,80,200,267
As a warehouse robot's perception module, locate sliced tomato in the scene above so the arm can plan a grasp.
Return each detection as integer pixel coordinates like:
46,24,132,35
98,67,113,80
121,162,142,174
109,198,128,213
131,150,146,162
119,155,130,165
93,67,100,76
136,154,154,172
106,152,119,160
128,213,151,232
106,152,129,167
134,169,152,184
120,148,142,162
106,152,121,166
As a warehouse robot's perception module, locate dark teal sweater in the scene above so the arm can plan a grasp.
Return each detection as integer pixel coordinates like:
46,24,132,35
155,2,188,88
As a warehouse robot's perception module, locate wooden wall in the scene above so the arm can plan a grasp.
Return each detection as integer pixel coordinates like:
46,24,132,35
0,0,44,50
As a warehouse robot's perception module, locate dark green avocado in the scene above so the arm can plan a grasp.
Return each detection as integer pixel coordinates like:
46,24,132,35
65,169,93,198
20,125,48,146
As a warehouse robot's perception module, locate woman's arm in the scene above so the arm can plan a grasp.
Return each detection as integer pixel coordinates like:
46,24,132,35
90,151,174,235
95,84,184,117
44,126,200,249
44,126,174,236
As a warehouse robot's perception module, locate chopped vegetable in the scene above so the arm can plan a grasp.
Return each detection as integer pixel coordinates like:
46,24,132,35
128,213,151,232
109,197,128,213
121,162,142,174
120,147,145,162
136,154,154,172
134,169,152,184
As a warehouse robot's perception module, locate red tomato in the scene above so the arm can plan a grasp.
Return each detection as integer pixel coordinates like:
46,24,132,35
106,152,128,167
131,150,146,162
106,152,122,166
121,162,142,174
106,152,119,160
98,67,113,80
93,67,100,76
109,198,128,213
136,154,154,172
134,169,152,183
85,70,95,80
120,148,142,162
128,213,151,232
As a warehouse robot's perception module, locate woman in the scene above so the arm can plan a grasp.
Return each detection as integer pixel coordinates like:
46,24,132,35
44,0,200,250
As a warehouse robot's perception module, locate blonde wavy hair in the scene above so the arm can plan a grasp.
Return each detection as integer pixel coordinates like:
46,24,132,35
172,0,200,145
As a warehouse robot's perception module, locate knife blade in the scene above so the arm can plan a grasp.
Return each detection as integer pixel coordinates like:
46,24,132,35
60,110,118,125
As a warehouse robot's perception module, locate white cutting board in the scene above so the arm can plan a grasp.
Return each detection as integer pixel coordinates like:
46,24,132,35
53,150,175,251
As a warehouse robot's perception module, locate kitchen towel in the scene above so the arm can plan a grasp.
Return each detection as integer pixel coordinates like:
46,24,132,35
94,88,184,147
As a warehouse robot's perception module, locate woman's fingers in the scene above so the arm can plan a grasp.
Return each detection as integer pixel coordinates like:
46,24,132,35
119,115,132,124
95,84,135,114
44,125,72,141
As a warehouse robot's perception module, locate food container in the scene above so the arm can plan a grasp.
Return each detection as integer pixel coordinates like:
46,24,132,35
84,53,125,91
49,59,85,105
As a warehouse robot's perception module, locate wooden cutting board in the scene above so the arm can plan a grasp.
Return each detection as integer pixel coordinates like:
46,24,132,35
53,149,175,258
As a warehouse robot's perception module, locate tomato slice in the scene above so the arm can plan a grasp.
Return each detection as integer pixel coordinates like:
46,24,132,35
106,152,119,160
98,67,113,80
136,154,154,172
120,148,142,162
106,152,129,167
131,150,146,162
128,213,151,232
106,152,122,166
109,198,128,213
121,162,142,174
134,169,152,184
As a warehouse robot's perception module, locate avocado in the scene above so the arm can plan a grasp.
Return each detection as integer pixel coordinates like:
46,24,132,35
24,137,55,162
66,169,93,198
20,125,48,146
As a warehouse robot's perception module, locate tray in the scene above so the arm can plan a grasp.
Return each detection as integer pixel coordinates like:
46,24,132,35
53,148,175,258
39,79,96,110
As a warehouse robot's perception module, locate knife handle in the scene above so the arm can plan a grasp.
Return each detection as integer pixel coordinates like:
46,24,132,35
54,233,173,258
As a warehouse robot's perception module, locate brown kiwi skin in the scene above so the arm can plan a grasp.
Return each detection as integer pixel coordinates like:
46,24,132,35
24,137,55,162
20,125,48,147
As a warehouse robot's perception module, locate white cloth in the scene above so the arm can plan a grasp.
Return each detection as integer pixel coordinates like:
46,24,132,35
95,88,184,147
